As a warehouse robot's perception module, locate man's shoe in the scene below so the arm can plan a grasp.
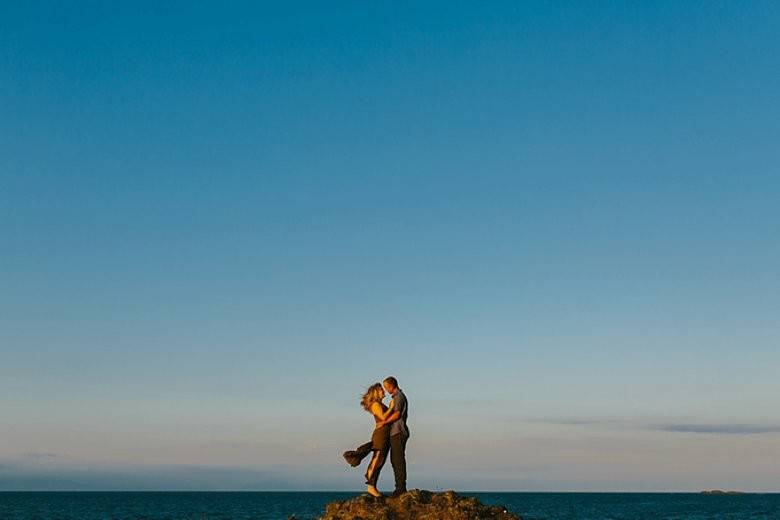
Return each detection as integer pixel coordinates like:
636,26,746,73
342,451,361,467
390,489,407,498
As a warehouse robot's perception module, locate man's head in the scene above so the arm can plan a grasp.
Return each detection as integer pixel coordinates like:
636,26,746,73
383,376,399,394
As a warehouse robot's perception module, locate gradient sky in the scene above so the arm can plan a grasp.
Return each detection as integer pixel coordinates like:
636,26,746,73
2,1,779,491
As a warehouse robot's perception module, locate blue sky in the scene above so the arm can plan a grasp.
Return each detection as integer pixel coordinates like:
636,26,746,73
1,1,779,491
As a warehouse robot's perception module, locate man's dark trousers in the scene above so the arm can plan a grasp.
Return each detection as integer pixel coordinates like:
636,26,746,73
390,432,408,492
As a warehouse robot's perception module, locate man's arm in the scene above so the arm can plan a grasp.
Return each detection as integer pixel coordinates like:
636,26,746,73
378,411,401,427
380,392,406,427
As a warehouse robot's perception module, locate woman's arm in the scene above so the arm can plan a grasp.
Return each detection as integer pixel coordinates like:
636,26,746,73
379,398,395,420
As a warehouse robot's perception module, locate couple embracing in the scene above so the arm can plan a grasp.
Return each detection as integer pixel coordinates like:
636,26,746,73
343,376,409,498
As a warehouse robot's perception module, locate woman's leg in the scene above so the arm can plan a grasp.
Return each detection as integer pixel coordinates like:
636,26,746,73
364,449,379,485
365,442,389,487
344,440,374,467
364,448,383,497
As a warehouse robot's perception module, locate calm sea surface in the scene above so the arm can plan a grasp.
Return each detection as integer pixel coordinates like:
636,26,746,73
1,492,778,519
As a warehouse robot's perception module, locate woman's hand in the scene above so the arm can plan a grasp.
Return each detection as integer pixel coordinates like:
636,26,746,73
379,398,395,420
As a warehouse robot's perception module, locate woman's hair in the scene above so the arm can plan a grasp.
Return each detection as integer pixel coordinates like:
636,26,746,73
360,383,384,411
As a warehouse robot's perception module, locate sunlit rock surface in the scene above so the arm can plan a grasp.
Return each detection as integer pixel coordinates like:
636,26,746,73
317,489,522,520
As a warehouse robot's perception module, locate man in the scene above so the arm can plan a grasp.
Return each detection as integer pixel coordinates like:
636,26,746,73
378,376,409,496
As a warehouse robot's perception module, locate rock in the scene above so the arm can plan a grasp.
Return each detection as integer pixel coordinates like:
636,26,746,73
700,489,746,495
319,489,521,520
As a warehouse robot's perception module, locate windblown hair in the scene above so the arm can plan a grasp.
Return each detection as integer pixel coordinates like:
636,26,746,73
361,383,384,411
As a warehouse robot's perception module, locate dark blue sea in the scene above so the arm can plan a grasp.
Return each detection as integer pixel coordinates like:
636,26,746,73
1,492,778,519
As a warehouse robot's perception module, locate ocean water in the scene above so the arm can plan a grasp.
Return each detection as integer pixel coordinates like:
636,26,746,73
0,491,778,520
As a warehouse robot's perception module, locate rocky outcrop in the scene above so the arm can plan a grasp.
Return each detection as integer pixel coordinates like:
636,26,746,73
318,489,521,520
700,489,746,495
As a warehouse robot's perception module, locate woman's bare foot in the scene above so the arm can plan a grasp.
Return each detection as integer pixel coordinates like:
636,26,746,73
366,485,383,497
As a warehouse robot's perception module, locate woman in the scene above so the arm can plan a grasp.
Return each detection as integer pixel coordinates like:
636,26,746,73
355,383,394,497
